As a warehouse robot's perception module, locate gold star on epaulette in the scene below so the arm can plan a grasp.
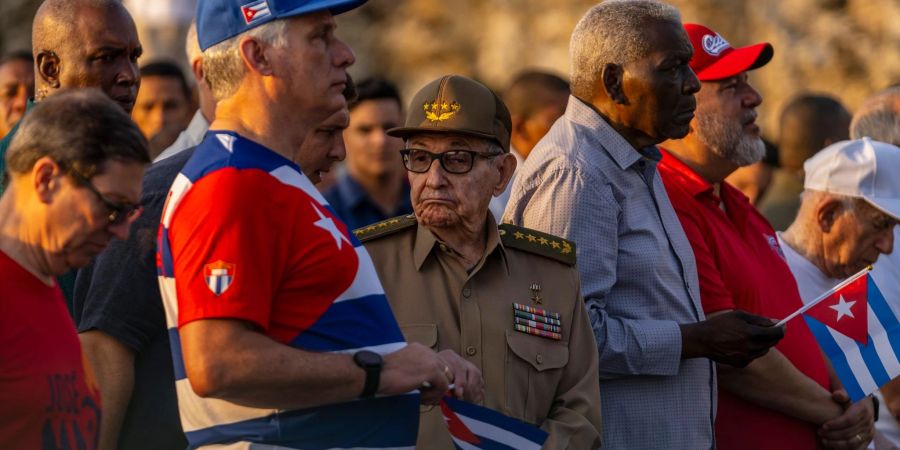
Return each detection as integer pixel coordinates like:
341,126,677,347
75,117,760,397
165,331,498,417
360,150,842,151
497,223,576,266
353,215,419,243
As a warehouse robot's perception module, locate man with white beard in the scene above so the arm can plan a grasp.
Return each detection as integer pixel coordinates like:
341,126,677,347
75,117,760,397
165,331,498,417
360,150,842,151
658,24,875,450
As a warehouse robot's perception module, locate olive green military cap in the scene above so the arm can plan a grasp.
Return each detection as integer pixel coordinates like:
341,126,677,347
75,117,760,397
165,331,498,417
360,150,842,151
387,75,512,152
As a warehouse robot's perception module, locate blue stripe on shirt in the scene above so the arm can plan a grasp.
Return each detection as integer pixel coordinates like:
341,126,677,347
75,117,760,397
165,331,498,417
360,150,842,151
290,294,405,352
184,393,420,450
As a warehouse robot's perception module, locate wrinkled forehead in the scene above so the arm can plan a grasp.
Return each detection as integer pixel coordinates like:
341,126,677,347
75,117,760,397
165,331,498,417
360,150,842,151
636,19,693,64
406,132,491,150
858,198,900,224
69,5,139,51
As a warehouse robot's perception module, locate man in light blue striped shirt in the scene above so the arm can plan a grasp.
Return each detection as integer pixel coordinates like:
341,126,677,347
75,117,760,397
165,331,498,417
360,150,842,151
503,1,784,448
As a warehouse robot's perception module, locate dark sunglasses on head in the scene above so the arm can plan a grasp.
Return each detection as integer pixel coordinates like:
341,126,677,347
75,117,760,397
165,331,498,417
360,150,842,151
70,171,142,225
400,148,502,174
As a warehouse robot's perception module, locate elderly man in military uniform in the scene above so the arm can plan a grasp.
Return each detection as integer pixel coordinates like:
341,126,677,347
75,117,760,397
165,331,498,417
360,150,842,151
356,74,602,450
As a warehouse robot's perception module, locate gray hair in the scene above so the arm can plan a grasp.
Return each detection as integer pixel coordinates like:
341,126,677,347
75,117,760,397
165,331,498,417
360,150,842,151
569,0,681,99
800,190,857,211
202,20,287,101
850,87,900,146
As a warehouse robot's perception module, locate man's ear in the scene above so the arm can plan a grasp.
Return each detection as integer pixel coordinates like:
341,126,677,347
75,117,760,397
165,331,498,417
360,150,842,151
816,197,844,233
601,63,626,104
238,37,274,76
31,156,63,204
492,152,517,196
36,50,61,88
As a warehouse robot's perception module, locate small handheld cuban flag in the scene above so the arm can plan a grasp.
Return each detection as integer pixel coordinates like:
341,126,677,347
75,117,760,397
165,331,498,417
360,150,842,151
439,396,548,450
779,266,900,402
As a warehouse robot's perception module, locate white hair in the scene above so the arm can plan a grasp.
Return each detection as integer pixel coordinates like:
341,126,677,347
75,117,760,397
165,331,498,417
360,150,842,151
185,21,201,65
850,87,900,146
201,20,288,101
569,0,681,99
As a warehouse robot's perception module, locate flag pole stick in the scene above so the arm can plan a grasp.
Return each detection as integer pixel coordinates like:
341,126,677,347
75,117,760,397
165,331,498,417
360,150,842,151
776,265,872,327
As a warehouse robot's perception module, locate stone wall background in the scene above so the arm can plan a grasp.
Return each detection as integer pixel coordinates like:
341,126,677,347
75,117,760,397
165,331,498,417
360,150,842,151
2,0,898,140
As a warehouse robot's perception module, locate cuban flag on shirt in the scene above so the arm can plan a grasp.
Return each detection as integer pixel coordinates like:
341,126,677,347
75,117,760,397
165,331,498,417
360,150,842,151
803,273,900,402
157,131,418,449
439,396,548,450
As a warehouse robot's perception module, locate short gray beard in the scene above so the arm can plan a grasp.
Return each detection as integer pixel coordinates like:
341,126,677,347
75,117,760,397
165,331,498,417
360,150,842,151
695,110,765,167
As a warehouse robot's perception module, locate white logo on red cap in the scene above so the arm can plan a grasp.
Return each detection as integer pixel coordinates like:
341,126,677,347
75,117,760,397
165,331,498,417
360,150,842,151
701,33,731,56
241,0,272,25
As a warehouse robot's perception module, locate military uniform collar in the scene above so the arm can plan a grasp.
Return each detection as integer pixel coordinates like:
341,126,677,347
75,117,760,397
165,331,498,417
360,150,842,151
413,213,510,276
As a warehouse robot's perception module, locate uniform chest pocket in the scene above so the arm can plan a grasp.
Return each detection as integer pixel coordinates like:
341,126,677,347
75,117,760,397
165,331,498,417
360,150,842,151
400,324,438,349
505,330,569,424
401,324,440,413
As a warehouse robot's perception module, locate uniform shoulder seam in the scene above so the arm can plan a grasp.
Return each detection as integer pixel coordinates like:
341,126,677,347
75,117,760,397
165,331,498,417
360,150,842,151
498,223,576,266
353,214,418,243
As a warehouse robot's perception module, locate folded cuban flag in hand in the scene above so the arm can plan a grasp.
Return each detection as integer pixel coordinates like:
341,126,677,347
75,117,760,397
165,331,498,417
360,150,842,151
439,396,548,450
792,269,900,402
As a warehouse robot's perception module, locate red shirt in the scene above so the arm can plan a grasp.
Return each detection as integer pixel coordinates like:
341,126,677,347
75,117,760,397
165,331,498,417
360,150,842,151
0,250,101,450
659,149,830,450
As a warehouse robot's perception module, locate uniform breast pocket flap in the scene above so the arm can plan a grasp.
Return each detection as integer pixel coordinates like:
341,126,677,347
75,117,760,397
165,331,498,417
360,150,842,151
401,324,438,348
506,329,568,372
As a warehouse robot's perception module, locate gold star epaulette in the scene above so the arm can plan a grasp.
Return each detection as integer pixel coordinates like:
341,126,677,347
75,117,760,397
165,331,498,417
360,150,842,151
353,214,418,243
498,224,576,266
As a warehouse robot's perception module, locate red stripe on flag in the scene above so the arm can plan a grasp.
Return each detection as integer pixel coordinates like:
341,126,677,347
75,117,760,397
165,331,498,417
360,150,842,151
440,398,481,444
804,274,869,344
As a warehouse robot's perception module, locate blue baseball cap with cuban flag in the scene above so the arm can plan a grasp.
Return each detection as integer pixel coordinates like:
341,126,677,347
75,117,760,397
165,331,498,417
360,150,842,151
196,0,367,51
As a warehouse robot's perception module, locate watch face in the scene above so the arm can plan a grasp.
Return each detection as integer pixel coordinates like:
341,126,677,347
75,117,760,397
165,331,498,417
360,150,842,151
355,350,382,368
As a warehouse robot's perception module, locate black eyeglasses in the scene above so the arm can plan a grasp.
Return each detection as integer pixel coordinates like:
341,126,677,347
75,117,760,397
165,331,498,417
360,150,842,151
400,148,502,174
70,172,142,226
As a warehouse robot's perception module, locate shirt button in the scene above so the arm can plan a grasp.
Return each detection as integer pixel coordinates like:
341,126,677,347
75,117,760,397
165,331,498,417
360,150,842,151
536,353,544,364
462,288,471,298
439,244,448,252
466,346,477,356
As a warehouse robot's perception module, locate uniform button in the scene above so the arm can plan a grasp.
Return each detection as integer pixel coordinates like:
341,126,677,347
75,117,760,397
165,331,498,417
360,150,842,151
466,346,477,356
462,288,471,298
536,353,544,364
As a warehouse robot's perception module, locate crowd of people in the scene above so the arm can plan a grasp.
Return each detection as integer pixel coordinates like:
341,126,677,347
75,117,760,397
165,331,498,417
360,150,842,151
1,0,899,449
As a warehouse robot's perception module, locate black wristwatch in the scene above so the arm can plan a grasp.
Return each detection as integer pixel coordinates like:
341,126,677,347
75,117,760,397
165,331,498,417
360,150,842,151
353,350,383,398
872,395,880,422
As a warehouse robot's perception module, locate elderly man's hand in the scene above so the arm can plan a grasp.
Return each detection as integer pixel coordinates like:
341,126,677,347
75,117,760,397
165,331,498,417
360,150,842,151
818,389,875,450
681,310,785,367
438,349,485,403
380,342,451,405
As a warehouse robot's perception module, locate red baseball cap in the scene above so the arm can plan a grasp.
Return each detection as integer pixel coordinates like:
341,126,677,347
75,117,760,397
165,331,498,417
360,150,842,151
684,23,773,81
